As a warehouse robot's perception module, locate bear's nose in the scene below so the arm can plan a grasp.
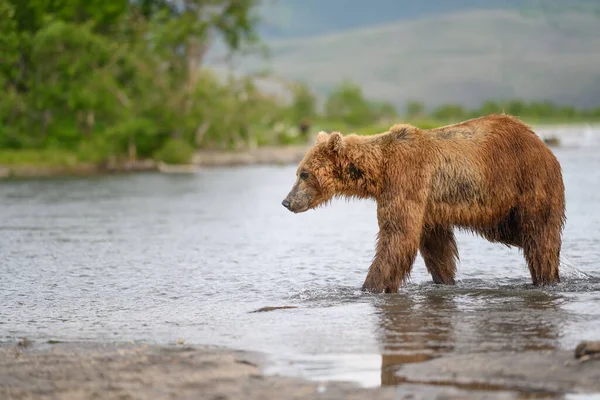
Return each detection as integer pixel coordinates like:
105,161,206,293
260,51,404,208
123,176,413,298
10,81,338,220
282,199,291,209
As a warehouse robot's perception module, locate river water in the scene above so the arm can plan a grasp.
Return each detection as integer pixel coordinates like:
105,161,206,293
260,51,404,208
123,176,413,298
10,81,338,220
1,126,599,388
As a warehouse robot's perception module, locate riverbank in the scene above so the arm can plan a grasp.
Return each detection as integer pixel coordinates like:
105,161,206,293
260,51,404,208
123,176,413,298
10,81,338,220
0,121,596,180
1,340,599,399
0,145,310,179
0,340,394,400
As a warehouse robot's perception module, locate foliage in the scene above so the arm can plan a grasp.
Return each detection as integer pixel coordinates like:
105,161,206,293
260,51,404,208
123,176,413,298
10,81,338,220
431,104,467,121
154,139,196,164
324,81,396,127
0,148,80,167
0,0,302,164
406,101,425,119
402,98,600,126
288,82,317,123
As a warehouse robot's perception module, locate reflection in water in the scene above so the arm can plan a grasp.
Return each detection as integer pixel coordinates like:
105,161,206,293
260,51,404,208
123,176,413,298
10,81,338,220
375,284,566,386
376,292,456,385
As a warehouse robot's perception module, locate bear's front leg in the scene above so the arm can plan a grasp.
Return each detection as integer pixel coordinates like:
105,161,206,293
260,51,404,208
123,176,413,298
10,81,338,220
361,198,425,293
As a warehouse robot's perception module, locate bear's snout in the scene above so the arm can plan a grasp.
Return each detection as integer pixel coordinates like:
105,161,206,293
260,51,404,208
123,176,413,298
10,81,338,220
281,186,312,213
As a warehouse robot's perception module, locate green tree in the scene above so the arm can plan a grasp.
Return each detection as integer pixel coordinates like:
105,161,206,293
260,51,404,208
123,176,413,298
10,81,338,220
325,81,375,126
432,104,466,121
0,0,20,82
289,82,317,123
506,99,526,116
557,106,579,120
406,100,425,119
6,0,128,33
0,3,22,148
373,101,397,119
0,0,269,161
526,101,556,118
476,101,502,116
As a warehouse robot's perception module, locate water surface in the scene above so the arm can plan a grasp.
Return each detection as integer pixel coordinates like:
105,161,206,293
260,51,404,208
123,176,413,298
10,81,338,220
1,126,599,388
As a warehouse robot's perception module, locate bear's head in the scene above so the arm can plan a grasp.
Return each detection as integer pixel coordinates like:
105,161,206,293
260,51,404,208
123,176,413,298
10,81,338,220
281,130,379,213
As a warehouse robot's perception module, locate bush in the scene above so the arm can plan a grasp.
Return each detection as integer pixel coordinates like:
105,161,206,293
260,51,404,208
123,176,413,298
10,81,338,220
104,118,161,159
153,139,195,164
0,148,78,167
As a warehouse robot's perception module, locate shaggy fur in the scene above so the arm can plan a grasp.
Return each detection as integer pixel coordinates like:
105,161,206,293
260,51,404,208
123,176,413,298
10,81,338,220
282,114,566,293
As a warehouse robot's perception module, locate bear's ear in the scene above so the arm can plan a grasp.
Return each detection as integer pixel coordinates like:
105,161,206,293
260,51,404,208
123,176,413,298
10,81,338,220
316,131,329,144
328,131,344,153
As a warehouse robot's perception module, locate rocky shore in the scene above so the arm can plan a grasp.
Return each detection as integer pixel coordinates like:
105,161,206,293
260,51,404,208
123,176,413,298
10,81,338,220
0,341,396,400
1,340,599,400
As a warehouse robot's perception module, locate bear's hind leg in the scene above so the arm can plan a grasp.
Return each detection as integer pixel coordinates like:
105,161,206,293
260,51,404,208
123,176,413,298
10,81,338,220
521,211,562,286
479,207,523,248
419,225,458,285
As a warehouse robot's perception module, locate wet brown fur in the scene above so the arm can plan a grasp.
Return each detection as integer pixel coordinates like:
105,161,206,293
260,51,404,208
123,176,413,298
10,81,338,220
282,114,566,293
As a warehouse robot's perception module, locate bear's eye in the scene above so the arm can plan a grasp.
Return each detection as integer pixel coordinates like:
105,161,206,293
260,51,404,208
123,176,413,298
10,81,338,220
300,171,309,180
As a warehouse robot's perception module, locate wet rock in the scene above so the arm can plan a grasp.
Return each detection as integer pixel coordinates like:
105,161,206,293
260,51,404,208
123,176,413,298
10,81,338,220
575,341,600,361
544,136,561,147
17,338,32,348
250,306,298,313
394,350,600,395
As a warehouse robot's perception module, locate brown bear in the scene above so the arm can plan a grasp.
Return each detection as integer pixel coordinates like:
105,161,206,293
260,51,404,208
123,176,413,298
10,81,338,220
281,114,566,293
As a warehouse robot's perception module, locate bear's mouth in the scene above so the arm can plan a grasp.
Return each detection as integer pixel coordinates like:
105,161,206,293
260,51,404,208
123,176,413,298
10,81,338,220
285,202,310,213
290,205,310,213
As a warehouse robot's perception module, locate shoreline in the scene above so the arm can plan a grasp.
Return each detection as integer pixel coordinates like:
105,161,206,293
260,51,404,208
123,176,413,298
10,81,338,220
0,145,309,180
1,339,600,399
0,121,595,180
0,340,396,400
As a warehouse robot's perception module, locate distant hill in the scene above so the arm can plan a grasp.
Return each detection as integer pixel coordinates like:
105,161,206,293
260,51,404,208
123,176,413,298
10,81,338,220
256,0,600,39
233,5,600,110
